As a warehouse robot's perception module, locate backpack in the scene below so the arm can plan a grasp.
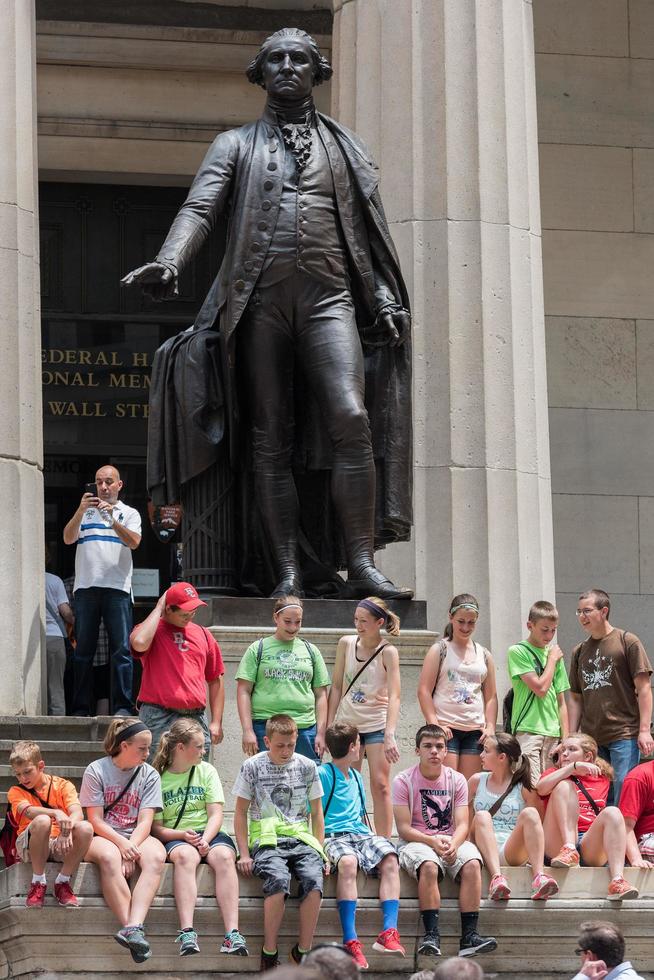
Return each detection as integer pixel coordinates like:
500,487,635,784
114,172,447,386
0,782,52,868
502,642,544,733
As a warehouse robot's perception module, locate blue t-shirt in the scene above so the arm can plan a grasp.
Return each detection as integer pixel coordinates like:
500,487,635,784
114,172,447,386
319,763,368,835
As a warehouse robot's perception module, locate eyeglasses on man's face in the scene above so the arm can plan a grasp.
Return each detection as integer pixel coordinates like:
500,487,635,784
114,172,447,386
574,947,588,956
575,607,597,618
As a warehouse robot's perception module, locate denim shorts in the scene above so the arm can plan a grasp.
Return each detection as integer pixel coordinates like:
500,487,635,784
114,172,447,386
359,728,385,746
164,830,236,859
447,728,483,755
252,838,324,898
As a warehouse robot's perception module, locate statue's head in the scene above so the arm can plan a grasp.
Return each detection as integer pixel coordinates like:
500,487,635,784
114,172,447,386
246,28,333,96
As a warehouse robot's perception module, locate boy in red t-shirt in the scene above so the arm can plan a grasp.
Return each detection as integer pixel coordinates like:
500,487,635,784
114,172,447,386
8,741,93,908
620,760,654,868
131,582,225,760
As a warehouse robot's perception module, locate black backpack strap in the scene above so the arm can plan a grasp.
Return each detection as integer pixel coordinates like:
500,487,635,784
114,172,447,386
571,775,600,815
488,777,520,818
172,766,196,829
104,766,142,815
430,639,448,698
252,637,265,690
344,641,388,697
323,763,337,818
302,638,317,685
353,768,373,830
510,642,545,734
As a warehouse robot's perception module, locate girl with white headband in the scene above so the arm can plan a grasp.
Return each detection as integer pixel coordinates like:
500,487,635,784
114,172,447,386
236,595,330,761
417,593,498,781
327,596,401,837
468,732,559,901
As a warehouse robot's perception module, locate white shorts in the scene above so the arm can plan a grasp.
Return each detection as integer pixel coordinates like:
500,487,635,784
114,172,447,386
16,826,67,863
398,839,482,881
638,833,654,859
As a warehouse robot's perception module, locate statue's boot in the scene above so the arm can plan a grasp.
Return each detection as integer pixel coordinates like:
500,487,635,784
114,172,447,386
256,469,305,598
332,457,414,601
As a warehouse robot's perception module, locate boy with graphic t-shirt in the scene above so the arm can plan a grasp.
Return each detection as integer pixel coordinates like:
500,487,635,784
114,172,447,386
507,600,570,780
392,725,497,959
620,760,654,868
233,714,326,971
8,741,93,908
320,723,403,969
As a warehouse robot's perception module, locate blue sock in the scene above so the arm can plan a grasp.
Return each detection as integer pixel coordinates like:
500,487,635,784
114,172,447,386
337,900,358,942
381,899,399,931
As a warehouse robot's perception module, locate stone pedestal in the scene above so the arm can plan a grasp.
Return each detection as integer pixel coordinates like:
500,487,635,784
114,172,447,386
332,0,555,684
0,1,44,714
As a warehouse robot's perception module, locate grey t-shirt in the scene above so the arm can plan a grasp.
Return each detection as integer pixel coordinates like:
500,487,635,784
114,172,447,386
232,751,322,824
79,757,162,837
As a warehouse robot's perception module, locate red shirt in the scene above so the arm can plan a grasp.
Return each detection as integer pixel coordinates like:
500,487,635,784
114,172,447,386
541,767,610,833
131,620,224,711
619,760,654,838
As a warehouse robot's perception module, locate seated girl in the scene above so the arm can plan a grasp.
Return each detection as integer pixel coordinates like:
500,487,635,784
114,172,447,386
151,719,248,957
469,732,558,901
79,718,165,962
537,733,638,900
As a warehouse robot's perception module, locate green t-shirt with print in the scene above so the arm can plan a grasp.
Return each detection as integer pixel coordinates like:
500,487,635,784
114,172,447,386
235,636,330,728
507,640,570,738
154,760,224,832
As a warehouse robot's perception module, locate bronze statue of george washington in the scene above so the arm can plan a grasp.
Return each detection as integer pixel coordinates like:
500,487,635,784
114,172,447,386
122,28,413,600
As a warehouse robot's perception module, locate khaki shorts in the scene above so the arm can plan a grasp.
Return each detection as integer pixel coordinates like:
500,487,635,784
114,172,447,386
398,839,482,881
515,732,560,782
16,826,67,864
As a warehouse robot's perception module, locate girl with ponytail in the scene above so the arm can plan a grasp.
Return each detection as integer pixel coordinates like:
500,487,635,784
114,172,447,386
469,733,559,901
328,596,402,837
537,734,638,901
418,594,498,780
150,719,248,957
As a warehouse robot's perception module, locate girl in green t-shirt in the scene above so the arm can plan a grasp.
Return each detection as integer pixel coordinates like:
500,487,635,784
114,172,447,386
236,595,330,761
151,719,248,958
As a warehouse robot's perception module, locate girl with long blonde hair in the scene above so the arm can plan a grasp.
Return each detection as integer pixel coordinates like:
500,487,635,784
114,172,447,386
151,719,247,957
537,733,638,900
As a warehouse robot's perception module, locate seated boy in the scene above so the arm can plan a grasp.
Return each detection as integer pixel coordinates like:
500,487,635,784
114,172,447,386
8,740,93,907
233,714,326,971
320,722,404,968
392,725,497,959
507,600,570,780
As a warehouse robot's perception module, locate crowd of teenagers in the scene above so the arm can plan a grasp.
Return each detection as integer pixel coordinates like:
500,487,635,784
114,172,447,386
6,586,654,972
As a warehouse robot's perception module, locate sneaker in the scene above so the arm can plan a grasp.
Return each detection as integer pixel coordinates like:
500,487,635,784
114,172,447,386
260,948,279,971
175,929,200,956
607,876,639,901
289,944,304,964
417,932,441,956
25,882,46,909
459,932,498,957
551,844,580,868
531,873,559,901
488,873,511,901
54,881,79,907
221,929,249,955
344,939,369,969
372,927,405,956
115,925,152,963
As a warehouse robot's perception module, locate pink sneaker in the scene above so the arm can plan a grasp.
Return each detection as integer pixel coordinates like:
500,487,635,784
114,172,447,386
372,927,406,956
531,873,559,900
25,882,46,909
344,939,369,969
551,844,580,868
607,876,639,901
488,873,511,901
54,881,79,907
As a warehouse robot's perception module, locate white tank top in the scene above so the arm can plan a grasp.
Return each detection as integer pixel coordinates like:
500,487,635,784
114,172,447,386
334,635,389,734
432,639,488,730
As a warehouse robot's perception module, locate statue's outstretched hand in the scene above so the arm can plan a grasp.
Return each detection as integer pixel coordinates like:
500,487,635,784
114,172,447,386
377,308,410,347
120,262,178,301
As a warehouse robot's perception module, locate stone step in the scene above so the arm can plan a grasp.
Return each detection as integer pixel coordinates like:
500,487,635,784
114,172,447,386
0,715,114,742
209,625,437,662
1,864,654,979
0,764,87,794
0,740,102,768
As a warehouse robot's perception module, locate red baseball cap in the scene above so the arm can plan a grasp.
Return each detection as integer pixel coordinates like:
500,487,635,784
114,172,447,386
165,582,207,611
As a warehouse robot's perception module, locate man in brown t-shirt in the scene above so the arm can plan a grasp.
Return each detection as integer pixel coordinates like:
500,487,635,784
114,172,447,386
568,588,653,804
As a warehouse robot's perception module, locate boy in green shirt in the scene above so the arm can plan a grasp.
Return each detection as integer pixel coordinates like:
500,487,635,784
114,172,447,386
507,600,570,780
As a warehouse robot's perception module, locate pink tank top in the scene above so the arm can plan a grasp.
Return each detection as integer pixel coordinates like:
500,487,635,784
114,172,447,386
334,635,389,734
